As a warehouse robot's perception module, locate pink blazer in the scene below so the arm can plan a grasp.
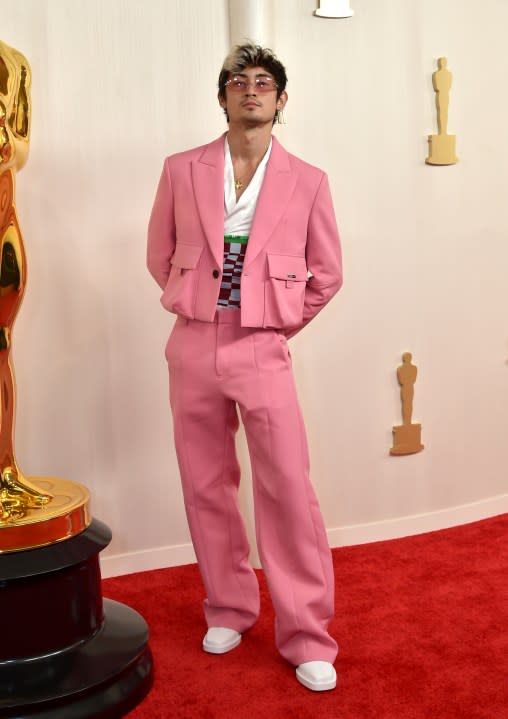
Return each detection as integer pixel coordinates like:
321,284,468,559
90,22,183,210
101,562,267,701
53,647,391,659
147,133,342,338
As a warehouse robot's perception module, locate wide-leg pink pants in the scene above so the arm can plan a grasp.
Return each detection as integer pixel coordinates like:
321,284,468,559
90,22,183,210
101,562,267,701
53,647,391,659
166,309,338,666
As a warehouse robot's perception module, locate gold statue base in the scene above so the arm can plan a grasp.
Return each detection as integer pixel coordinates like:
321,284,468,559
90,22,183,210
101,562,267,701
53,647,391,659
426,134,458,165
0,477,91,553
390,424,424,456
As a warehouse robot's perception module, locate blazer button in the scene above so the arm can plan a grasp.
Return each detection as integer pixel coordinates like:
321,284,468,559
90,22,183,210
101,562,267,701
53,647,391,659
212,269,220,278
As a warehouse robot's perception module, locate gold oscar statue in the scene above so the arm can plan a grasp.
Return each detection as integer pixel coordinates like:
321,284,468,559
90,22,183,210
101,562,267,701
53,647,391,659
0,39,89,551
0,40,152,719
426,57,458,165
390,352,424,456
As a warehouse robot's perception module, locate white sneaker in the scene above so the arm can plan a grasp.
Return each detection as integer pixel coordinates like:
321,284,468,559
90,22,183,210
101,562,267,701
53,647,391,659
296,661,337,691
202,627,242,654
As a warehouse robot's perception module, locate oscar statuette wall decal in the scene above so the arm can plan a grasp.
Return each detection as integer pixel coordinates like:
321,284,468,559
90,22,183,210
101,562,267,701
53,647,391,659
390,352,424,456
0,39,152,718
426,57,458,165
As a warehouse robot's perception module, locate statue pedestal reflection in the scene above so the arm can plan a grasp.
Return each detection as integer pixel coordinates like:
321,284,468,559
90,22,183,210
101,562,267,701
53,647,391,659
0,519,153,719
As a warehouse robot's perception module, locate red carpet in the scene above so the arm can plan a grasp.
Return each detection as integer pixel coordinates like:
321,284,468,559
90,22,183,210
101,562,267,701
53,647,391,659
103,514,508,718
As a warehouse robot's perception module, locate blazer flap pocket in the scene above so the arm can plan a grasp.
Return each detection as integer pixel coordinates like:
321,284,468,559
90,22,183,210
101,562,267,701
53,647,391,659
170,243,203,270
267,253,307,281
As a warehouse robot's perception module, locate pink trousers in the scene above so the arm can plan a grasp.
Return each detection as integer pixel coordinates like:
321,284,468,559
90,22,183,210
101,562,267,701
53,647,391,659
166,309,338,665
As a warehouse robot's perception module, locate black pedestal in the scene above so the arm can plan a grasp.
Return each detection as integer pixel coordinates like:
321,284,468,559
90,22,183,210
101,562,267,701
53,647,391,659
0,519,153,718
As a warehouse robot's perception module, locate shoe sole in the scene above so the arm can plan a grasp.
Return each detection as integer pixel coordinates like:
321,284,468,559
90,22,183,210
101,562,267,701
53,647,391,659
295,668,337,692
202,635,242,654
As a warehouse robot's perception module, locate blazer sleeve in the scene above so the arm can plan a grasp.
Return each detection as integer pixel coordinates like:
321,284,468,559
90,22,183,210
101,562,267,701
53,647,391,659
147,158,176,290
285,172,343,339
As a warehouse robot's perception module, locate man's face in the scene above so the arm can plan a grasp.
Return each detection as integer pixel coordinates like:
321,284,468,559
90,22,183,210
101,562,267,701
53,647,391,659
219,66,287,127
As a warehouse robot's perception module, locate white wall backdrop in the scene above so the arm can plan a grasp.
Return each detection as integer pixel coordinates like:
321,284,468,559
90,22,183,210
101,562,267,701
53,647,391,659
2,0,507,577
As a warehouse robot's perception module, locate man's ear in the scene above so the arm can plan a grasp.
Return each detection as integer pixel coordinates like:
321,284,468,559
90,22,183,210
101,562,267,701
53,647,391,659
277,90,288,111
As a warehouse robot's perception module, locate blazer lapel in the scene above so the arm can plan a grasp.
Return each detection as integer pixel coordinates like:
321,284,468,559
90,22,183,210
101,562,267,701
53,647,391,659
191,134,225,270
244,136,297,270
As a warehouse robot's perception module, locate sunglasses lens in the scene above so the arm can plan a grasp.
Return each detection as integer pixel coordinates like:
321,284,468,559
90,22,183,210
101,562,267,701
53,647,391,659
229,79,247,92
255,77,276,92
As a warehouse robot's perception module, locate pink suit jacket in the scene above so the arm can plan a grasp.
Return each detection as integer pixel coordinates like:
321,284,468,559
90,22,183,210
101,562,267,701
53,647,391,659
147,133,342,338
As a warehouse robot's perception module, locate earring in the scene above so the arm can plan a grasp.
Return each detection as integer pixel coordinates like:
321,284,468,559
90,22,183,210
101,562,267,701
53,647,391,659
276,108,286,124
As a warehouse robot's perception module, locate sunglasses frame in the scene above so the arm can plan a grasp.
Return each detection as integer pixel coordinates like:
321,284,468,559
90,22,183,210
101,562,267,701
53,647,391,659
225,75,278,93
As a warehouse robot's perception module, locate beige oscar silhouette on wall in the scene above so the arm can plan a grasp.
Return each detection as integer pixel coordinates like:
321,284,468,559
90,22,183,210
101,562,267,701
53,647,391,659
390,352,424,456
426,57,458,165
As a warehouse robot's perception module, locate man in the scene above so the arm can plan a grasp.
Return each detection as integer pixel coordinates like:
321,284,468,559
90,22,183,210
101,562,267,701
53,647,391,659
147,43,342,692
